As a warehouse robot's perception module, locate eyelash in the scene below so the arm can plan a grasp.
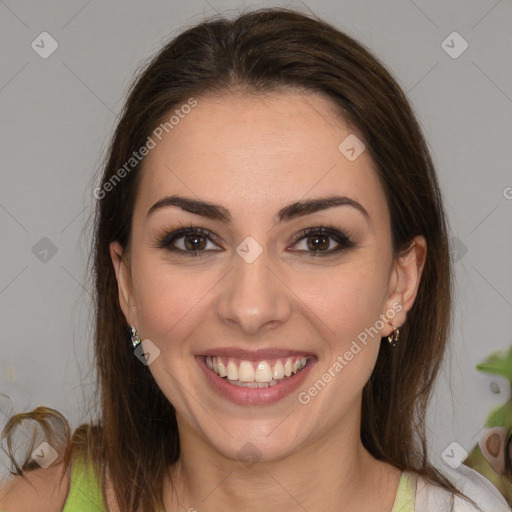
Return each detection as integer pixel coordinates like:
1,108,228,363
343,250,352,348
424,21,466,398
155,222,356,257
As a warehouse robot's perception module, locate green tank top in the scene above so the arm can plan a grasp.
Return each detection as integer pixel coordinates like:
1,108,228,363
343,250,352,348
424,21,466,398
61,454,108,511
392,470,417,511
60,454,163,512
61,455,416,511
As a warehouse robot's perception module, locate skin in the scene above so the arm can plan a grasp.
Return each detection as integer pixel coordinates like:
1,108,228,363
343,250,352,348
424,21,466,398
110,90,427,512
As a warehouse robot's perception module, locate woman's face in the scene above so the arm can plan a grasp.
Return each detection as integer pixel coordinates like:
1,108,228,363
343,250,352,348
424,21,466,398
111,90,424,463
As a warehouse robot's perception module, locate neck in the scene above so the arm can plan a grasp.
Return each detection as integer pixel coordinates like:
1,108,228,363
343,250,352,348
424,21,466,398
162,417,401,511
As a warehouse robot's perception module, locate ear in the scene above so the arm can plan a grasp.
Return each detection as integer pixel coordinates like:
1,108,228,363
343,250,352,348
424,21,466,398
380,235,427,337
110,241,137,326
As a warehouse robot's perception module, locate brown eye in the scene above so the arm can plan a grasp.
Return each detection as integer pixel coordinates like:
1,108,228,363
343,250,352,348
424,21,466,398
156,227,221,256
183,233,207,251
291,226,356,256
306,233,330,251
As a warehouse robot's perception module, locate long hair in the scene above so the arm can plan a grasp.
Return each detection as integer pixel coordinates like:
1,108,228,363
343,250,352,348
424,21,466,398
1,7,464,510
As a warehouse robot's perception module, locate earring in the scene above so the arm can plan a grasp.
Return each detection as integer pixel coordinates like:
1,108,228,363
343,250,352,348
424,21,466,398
130,326,141,349
387,325,400,347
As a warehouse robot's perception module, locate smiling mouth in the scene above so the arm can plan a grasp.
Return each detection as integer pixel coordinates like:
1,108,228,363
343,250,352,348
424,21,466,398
204,355,311,388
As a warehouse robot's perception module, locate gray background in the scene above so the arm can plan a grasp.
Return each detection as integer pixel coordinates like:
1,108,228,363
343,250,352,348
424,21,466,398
1,0,511,478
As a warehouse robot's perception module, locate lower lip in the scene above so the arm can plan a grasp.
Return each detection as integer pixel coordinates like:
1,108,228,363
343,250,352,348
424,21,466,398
196,355,317,405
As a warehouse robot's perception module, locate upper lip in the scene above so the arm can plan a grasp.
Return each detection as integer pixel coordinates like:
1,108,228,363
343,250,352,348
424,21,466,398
198,347,316,361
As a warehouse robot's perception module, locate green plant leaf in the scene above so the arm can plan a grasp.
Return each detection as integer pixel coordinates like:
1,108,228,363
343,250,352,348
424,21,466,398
486,402,512,428
476,345,512,382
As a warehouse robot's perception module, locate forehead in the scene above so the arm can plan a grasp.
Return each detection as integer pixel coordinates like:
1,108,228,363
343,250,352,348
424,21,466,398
134,91,388,225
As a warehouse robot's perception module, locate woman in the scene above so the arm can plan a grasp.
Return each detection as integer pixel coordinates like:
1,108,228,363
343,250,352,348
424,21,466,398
0,7,509,512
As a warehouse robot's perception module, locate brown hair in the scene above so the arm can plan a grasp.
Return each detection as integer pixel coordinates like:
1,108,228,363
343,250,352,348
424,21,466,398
1,6,471,510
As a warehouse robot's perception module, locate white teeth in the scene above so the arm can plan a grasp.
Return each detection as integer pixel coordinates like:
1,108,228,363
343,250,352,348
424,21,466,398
228,380,270,388
238,361,255,382
217,358,227,378
227,360,238,380
272,360,285,380
206,355,309,385
255,361,273,383
284,359,293,377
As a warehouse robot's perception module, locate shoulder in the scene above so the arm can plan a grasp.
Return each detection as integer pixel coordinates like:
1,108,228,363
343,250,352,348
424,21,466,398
415,464,511,512
0,461,71,512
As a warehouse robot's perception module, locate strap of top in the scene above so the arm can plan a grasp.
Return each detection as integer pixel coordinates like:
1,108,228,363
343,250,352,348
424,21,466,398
391,470,417,512
61,453,106,512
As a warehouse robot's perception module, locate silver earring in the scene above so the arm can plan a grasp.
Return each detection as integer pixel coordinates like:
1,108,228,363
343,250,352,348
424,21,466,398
130,326,141,349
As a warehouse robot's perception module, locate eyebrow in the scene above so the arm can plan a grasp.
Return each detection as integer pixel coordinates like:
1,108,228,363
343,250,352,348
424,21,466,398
147,194,370,223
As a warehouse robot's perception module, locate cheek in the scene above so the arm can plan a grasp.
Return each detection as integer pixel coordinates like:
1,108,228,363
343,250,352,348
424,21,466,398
129,252,213,347
298,259,389,345
291,265,388,417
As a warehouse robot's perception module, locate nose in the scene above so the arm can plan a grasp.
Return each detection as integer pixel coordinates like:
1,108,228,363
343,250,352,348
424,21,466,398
216,247,292,335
